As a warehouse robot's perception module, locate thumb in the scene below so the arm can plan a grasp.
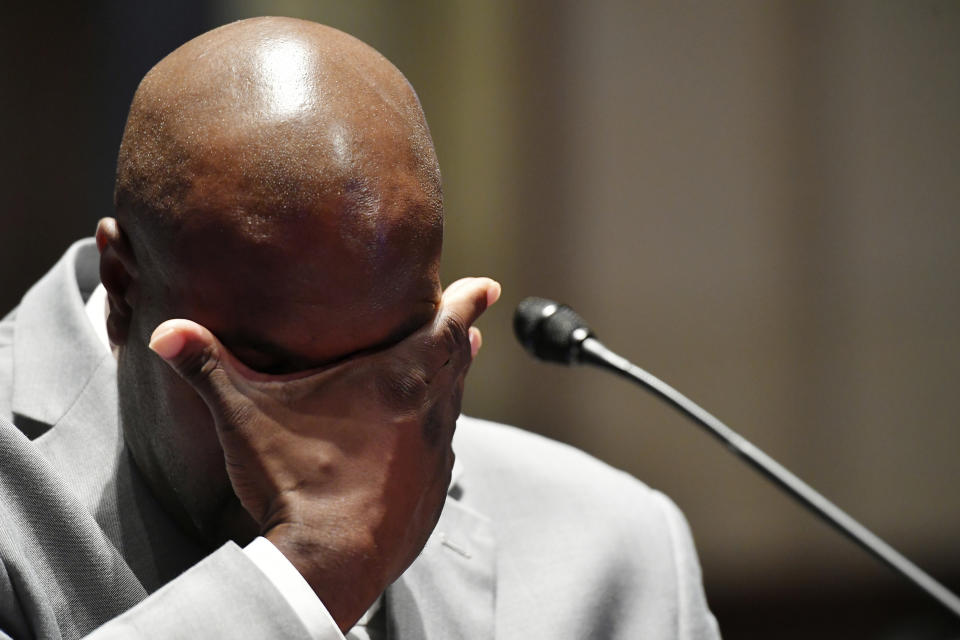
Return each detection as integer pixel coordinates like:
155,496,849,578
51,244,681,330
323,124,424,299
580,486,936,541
149,319,239,415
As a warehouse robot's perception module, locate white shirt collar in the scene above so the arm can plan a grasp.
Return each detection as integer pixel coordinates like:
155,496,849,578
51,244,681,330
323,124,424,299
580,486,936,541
85,284,111,352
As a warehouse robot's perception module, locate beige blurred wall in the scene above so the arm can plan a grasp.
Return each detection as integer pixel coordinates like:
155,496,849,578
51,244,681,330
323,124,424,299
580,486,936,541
214,0,960,605
548,0,960,589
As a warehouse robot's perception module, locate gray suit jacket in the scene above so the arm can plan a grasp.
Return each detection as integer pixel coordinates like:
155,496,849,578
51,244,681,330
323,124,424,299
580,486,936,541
0,239,720,639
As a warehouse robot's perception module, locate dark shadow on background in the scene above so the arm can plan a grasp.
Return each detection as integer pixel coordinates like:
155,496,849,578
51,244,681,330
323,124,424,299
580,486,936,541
0,1,213,313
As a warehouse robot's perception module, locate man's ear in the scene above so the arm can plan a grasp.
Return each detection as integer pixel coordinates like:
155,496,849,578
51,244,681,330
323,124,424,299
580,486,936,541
95,217,139,346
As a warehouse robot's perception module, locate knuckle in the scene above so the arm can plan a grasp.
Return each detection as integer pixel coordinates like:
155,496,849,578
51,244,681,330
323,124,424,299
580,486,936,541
374,361,428,411
175,342,221,387
439,311,470,356
170,342,237,416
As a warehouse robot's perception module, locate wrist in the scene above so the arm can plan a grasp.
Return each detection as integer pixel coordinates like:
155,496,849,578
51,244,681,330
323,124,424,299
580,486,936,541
266,523,377,633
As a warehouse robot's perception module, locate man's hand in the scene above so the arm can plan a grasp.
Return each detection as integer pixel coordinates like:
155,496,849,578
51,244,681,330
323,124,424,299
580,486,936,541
148,277,500,632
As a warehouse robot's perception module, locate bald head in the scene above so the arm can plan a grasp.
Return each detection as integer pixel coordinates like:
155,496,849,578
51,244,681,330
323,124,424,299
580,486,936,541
113,16,443,368
117,17,441,221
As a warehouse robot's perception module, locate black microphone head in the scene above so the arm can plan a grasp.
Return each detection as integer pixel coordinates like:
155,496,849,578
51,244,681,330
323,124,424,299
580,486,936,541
514,297,594,365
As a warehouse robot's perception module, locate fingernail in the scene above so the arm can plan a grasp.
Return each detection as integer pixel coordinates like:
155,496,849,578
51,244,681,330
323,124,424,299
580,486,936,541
469,327,483,357
487,281,502,307
149,326,185,360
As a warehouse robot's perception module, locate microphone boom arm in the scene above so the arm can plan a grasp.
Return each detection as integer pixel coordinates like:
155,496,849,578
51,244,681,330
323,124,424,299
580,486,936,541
579,336,960,620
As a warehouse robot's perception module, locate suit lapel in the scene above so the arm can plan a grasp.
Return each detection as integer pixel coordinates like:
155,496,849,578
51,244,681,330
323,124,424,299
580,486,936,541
10,239,207,592
2,240,151,633
386,494,496,640
10,239,123,514
11,240,106,434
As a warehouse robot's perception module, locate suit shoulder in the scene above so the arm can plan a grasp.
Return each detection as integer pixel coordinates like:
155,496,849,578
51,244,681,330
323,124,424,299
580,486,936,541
450,416,719,639
453,415,676,524
455,414,650,489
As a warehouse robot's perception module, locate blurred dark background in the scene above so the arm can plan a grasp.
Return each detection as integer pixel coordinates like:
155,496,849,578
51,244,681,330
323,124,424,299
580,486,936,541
2,1,959,637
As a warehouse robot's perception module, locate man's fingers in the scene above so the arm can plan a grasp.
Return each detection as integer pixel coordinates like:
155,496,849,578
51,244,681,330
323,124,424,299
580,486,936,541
440,278,501,329
411,278,499,376
149,319,241,417
469,327,482,358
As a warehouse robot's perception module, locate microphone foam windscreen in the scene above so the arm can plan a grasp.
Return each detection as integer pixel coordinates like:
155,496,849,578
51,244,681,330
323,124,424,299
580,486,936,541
514,297,592,364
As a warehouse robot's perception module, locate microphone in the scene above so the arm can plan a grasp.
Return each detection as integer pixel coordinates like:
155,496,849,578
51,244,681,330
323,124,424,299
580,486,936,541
513,297,594,364
514,296,960,621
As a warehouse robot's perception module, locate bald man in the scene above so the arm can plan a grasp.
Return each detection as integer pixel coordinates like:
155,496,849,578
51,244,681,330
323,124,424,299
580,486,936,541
0,17,719,640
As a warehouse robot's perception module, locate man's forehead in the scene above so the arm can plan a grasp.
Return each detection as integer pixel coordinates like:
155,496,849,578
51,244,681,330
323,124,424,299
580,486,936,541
161,243,440,373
